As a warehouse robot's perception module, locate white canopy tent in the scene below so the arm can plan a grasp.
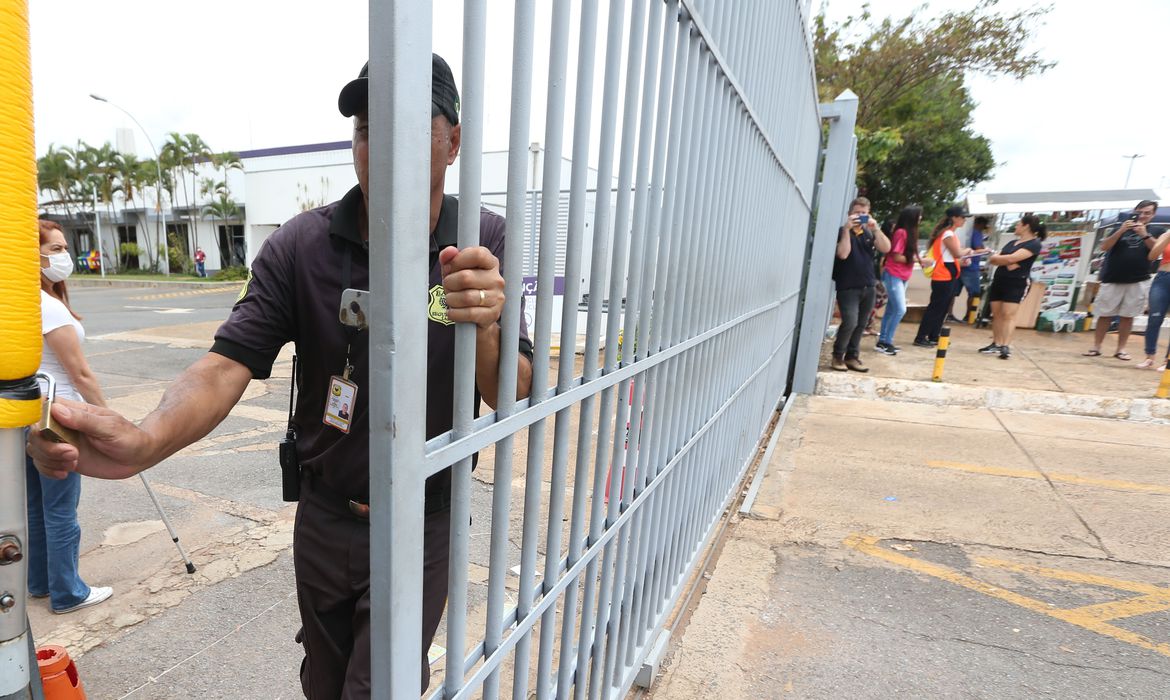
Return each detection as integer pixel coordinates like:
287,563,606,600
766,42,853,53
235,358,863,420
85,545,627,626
966,188,1164,217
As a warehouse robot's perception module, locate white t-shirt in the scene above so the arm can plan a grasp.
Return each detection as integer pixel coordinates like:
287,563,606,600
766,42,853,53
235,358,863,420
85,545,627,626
939,230,957,263
40,290,86,401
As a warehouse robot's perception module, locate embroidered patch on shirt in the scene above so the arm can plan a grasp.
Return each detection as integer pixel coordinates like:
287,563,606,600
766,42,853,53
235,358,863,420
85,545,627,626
428,284,453,326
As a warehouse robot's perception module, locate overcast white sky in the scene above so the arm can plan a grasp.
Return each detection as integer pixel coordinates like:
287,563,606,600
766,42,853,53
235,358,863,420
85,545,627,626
30,0,1170,196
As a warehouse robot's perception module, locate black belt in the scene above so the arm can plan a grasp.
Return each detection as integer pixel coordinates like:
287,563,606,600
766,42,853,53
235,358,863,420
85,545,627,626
302,473,451,522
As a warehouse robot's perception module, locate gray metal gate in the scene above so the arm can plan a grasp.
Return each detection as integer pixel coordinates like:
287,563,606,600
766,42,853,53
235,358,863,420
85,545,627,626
364,0,851,697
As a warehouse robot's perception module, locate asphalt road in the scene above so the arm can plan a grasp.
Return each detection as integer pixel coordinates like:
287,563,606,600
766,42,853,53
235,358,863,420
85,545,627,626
651,396,1170,699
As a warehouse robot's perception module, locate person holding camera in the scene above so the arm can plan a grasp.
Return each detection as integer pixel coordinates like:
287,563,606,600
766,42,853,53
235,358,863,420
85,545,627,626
831,196,891,371
27,55,534,697
1084,200,1158,360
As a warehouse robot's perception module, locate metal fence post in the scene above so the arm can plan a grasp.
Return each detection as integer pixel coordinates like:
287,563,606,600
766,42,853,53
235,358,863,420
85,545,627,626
791,90,859,395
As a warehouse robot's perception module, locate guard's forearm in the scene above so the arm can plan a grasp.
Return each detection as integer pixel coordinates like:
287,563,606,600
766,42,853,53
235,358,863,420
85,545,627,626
137,354,252,467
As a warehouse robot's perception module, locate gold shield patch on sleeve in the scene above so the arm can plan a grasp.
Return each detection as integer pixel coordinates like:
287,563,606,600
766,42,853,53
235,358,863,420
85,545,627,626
235,268,253,303
428,284,454,326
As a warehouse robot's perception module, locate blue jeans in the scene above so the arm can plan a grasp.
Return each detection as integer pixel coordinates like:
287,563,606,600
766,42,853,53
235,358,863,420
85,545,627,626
26,454,90,610
1146,271,1170,358
879,271,908,345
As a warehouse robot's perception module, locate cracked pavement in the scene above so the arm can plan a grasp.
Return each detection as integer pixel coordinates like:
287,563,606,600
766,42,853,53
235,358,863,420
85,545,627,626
650,394,1170,699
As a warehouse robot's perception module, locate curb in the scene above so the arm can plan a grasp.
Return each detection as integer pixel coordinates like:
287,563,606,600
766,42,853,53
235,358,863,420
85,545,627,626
68,278,244,291
815,372,1170,424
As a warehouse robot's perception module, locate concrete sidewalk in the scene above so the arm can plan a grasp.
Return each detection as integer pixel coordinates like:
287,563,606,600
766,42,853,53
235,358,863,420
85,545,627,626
649,379,1170,698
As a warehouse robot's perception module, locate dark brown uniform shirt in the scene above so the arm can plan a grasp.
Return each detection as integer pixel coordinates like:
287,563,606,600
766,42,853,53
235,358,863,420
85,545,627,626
211,185,531,509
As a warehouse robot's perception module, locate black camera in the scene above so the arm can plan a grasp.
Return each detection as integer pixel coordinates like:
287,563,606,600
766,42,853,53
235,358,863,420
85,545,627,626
280,427,300,502
1128,212,1141,222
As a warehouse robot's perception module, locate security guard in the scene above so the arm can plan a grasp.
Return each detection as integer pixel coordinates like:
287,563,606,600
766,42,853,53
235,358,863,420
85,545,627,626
28,54,534,696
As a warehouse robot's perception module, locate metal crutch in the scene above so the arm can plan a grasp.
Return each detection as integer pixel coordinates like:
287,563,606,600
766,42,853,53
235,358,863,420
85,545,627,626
39,372,196,575
138,473,196,574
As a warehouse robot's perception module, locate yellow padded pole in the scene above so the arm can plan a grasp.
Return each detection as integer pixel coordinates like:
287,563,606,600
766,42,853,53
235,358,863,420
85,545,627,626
0,0,43,429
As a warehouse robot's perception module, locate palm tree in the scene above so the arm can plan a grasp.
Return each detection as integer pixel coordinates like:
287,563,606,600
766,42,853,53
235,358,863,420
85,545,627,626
37,144,84,221
162,132,214,258
200,178,242,267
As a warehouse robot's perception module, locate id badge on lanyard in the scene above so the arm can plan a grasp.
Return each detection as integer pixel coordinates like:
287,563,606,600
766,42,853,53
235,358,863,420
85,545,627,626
324,247,367,434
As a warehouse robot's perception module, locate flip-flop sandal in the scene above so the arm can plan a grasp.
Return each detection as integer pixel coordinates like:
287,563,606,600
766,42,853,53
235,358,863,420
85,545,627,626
1114,351,1132,361
1082,349,1102,357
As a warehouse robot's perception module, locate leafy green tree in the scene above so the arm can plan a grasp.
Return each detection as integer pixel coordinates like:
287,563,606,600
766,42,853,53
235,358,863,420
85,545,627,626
814,0,1054,223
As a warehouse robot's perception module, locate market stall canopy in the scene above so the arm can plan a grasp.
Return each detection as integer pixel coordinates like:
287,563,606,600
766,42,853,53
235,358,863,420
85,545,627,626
966,189,1165,215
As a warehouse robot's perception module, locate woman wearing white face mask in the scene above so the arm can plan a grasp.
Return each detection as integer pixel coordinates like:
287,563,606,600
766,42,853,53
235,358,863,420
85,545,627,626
27,219,112,613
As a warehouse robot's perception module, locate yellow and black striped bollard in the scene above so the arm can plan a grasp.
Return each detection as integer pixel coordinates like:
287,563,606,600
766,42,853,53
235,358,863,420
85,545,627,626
1157,361,1170,399
932,327,951,382
966,295,981,325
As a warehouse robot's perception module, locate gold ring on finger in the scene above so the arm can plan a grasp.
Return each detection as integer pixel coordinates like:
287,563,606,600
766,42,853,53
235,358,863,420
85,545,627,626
478,289,486,306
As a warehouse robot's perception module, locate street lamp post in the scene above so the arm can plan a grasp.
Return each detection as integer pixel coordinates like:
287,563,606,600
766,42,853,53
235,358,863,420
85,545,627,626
90,94,169,276
1123,153,1145,190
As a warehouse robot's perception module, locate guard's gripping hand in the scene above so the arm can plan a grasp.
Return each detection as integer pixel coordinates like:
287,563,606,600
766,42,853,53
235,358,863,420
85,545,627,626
27,399,151,481
439,246,506,330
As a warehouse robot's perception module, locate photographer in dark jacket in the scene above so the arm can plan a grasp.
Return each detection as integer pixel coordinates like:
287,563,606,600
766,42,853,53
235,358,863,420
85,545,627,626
831,196,891,372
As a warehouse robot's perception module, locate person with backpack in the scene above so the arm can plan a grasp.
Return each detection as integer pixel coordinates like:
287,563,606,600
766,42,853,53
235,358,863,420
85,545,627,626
914,206,975,347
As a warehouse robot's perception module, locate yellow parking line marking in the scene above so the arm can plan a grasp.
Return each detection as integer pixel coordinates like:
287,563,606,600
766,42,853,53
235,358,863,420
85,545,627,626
845,534,1170,659
129,286,241,301
972,557,1169,595
1070,595,1170,622
926,460,1170,496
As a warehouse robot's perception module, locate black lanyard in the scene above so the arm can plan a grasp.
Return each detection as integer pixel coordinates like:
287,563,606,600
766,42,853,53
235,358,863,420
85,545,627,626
339,243,361,379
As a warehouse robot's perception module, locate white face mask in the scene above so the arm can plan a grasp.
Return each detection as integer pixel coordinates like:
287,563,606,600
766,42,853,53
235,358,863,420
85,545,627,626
41,252,74,282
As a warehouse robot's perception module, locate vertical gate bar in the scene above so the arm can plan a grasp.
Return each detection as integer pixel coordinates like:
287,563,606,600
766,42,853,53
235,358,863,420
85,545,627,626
643,15,698,507
642,22,701,621
511,0,574,696
619,0,682,658
599,0,664,684
367,0,431,695
586,0,650,695
445,0,488,692
481,0,536,695
571,0,629,693
656,46,717,653
536,0,601,695
655,37,709,617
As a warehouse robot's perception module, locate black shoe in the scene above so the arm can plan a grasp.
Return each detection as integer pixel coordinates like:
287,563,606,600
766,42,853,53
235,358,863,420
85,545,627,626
999,345,1011,359
978,343,1001,354
946,314,964,324
875,342,897,356
913,339,935,348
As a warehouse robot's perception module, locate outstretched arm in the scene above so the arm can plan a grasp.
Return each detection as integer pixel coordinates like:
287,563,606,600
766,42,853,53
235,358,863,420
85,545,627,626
28,352,252,480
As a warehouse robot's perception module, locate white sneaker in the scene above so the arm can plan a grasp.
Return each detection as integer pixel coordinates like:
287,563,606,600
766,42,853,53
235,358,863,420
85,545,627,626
53,586,112,614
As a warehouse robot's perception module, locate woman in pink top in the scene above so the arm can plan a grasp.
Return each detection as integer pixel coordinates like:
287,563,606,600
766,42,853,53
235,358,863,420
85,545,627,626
876,205,922,354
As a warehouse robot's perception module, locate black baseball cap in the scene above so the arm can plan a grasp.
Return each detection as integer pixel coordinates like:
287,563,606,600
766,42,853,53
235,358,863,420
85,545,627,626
338,53,460,125
945,205,971,218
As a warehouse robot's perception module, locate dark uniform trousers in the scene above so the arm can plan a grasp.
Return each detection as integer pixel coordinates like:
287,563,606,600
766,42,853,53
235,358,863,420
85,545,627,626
294,483,451,698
